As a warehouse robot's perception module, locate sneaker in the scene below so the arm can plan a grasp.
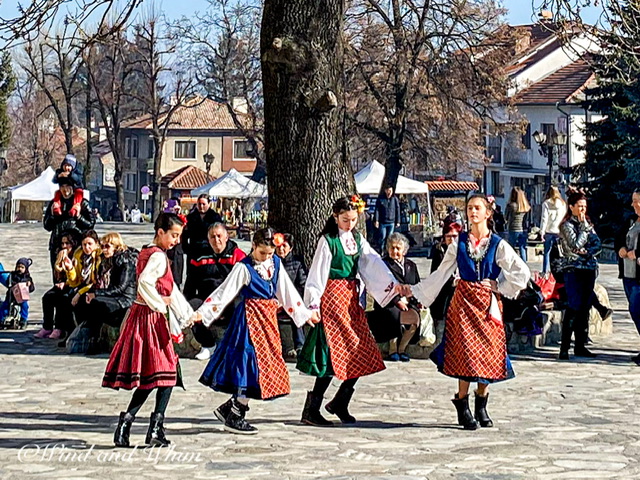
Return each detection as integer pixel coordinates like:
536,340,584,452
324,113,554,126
224,410,258,435
34,328,53,339
48,329,64,340
399,352,411,362
195,346,216,360
214,399,234,423
387,353,400,362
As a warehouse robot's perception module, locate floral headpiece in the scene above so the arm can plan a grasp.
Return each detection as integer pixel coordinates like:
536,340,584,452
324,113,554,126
177,213,187,225
350,195,367,214
486,195,496,207
273,233,285,247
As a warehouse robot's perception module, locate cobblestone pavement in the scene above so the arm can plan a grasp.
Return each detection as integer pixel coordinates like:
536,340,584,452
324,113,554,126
1,223,640,480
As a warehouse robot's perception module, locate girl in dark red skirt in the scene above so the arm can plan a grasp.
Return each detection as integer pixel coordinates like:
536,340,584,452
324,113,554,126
404,195,530,430
103,213,195,447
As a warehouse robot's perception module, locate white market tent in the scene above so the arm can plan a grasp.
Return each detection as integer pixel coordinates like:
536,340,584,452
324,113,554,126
355,160,434,227
191,168,267,198
7,166,89,222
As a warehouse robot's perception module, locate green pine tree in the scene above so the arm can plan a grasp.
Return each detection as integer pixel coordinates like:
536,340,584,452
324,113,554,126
0,51,16,148
580,2,640,241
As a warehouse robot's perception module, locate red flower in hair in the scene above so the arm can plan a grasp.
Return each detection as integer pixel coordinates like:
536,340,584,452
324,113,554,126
273,233,285,247
177,214,187,225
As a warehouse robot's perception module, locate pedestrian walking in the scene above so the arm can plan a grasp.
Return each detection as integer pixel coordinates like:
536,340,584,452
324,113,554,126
102,213,195,448
540,186,567,275
403,194,530,430
505,187,531,260
558,192,601,360
374,186,401,250
298,195,399,426
193,228,318,434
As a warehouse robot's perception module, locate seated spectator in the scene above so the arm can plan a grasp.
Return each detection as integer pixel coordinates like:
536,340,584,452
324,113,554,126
185,222,246,360
275,232,307,360
368,232,421,362
67,229,102,315
0,257,35,329
35,234,77,340
429,222,462,325
75,232,138,355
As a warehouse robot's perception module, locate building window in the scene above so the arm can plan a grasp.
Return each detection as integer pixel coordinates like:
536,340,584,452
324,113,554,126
124,136,139,159
486,135,502,164
541,123,556,141
148,139,156,159
124,173,137,192
174,140,196,159
233,140,252,160
491,171,503,196
522,123,531,150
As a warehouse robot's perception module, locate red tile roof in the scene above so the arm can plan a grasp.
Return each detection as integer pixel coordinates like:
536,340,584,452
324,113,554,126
161,165,215,190
425,180,479,192
124,97,241,131
516,58,594,104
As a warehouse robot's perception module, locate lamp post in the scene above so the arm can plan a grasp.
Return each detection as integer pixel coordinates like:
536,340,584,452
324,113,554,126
203,152,215,176
533,130,567,188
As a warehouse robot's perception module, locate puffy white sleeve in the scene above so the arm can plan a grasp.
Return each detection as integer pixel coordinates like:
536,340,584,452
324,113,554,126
169,285,194,328
496,240,531,299
411,239,458,307
276,261,313,328
304,237,332,310
197,263,250,327
357,235,398,307
138,252,170,313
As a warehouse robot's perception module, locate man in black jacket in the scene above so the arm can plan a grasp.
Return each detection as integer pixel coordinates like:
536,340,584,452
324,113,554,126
275,233,308,360
186,222,246,360
43,176,95,276
374,186,401,250
182,194,223,292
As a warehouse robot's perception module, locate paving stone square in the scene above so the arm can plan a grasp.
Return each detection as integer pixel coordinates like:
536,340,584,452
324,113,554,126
1,223,639,479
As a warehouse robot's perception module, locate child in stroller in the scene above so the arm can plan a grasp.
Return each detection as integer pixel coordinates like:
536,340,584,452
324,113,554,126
0,258,35,329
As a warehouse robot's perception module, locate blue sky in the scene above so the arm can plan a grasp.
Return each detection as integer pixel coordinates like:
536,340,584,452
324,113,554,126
0,0,603,26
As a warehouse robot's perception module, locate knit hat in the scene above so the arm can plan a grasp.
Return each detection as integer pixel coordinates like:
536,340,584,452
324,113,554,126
16,257,32,270
62,154,77,169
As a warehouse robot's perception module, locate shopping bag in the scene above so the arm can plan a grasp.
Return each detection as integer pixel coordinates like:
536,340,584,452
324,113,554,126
534,272,557,301
11,282,30,303
417,308,436,347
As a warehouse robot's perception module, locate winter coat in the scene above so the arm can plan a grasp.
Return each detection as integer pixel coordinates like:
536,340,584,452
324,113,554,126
66,247,102,295
93,248,138,311
0,271,35,303
540,198,567,235
182,208,224,259
559,216,601,271
374,195,401,225
184,240,246,300
43,196,95,251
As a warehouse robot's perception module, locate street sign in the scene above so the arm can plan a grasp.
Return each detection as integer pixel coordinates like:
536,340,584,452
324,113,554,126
141,185,151,195
141,193,150,200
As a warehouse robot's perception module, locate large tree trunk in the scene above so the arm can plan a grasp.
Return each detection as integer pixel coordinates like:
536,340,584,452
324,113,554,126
261,0,353,265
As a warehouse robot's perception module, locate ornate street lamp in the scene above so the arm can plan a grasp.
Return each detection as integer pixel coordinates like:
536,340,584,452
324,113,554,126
533,130,567,187
203,152,215,175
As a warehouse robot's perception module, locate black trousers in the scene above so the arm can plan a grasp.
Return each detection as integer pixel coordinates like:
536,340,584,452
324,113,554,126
42,286,74,332
74,296,128,339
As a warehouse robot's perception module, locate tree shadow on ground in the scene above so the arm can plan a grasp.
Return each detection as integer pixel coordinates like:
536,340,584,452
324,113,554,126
512,347,639,367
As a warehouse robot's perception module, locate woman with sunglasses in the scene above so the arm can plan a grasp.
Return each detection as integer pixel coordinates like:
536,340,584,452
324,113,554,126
75,233,138,355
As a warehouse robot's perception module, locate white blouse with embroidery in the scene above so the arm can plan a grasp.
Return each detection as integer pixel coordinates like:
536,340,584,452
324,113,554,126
304,229,398,310
411,238,530,308
137,250,194,329
197,257,313,328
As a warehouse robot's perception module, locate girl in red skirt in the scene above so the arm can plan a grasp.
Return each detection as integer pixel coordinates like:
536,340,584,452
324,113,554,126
404,195,530,429
103,213,195,447
297,195,399,426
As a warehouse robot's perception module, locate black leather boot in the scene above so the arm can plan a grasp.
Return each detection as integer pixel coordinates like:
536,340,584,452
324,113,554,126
559,309,574,360
574,313,597,357
301,391,333,426
474,392,493,428
325,385,356,424
224,399,258,435
451,394,478,430
145,412,170,447
114,412,134,447
214,398,235,423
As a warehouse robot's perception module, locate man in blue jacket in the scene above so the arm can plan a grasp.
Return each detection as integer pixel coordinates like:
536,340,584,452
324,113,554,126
374,186,401,249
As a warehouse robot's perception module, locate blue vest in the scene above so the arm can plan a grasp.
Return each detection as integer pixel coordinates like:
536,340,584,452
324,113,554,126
240,255,280,299
456,232,502,282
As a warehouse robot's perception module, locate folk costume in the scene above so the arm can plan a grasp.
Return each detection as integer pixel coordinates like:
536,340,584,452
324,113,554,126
196,254,313,433
298,228,398,425
412,231,529,428
102,245,194,448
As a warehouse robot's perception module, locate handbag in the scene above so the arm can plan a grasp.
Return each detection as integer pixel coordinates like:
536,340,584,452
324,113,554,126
533,272,557,301
417,308,436,347
66,321,91,354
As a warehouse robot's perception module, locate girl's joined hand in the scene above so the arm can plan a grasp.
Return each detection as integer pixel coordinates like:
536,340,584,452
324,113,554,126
481,279,499,293
306,310,320,327
396,284,413,297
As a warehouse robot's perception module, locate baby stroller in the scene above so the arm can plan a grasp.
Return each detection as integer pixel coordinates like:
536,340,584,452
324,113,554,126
0,271,28,330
